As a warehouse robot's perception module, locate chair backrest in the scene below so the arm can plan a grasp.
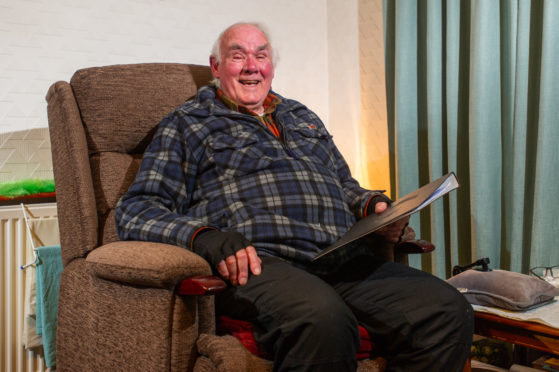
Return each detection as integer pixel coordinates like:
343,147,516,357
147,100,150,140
46,63,213,266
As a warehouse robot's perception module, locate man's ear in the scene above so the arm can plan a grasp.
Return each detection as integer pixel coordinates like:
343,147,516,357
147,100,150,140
209,56,220,79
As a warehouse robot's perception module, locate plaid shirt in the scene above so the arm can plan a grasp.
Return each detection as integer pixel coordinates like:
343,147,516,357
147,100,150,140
115,85,380,270
216,88,282,138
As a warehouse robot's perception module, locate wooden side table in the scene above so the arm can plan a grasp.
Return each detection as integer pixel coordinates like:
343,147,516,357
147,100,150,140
474,310,559,356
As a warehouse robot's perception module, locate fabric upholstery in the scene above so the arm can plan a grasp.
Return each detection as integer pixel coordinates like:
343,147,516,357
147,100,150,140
194,356,218,372
47,81,98,266
47,63,217,372
89,152,141,245
86,241,213,288
197,334,274,372
69,63,212,155
56,259,205,371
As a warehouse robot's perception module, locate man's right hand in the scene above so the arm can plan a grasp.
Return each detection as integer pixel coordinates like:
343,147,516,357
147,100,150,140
193,230,261,286
217,245,261,286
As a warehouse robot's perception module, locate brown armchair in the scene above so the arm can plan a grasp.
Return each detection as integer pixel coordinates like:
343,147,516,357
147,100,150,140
47,63,437,372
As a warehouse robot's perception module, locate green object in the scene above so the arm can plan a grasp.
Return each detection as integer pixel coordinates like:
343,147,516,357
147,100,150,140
0,179,55,198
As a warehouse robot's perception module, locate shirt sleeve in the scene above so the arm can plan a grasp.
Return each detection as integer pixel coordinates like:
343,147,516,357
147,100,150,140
115,114,214,249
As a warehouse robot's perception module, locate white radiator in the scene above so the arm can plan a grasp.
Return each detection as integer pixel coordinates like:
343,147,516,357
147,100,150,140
1,202,57,372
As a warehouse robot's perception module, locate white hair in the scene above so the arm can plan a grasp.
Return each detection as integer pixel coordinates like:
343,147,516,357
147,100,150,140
210,22,279,87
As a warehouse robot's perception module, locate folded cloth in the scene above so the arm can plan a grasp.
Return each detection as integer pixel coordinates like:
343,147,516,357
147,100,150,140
36,245,63,368
23,268,43,349
23,216,60,350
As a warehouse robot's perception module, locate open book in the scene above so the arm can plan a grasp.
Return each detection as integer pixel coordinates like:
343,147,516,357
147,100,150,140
312,172,459,262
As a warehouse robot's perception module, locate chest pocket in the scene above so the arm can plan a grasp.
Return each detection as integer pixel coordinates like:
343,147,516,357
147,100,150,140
207,134,274,177
290,124,336,170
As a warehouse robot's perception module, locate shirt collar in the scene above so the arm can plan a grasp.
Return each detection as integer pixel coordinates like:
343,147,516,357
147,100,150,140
216,88,282,116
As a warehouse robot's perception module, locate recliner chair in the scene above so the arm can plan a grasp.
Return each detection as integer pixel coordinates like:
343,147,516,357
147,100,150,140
47,63,444,372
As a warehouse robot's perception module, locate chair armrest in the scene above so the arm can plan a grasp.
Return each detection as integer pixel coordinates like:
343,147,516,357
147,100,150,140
395,239,435,254
178,275,228,295
86,241,213,289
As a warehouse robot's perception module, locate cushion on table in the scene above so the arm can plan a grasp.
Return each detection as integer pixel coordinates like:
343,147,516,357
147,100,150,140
447,269,559,311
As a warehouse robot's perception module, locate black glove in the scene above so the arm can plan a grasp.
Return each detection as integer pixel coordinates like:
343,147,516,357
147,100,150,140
366,193,393,216
192,230,252,268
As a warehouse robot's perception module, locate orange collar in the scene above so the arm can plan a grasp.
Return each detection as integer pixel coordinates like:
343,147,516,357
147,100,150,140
216,88,281,116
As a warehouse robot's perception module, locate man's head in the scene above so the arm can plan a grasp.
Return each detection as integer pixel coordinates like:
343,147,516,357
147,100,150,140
210,23,276,114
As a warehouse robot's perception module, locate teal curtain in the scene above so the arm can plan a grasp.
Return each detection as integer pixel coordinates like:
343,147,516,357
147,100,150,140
383,0,559,278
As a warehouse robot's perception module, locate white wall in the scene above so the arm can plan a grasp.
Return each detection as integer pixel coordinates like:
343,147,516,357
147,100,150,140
0,0,363,180
0,0,329,133
327,0,361,176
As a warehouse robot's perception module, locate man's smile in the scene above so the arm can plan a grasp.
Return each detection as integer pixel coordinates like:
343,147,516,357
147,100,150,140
239,80,260,86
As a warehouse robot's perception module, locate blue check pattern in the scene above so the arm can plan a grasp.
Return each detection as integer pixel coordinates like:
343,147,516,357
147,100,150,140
115,85,380,269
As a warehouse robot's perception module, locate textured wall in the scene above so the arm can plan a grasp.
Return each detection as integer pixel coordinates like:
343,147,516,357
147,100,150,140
0,0,330,180
0,0,387,186
0,128,52,182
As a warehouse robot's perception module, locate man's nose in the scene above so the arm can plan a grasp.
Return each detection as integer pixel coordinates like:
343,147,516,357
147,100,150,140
243,55,258,72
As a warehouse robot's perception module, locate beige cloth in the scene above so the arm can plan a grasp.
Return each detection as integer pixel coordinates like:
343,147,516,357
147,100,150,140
22,216,60,350
473,296,559,329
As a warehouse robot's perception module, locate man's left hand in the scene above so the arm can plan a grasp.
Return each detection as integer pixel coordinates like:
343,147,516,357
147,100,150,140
374,202,410,243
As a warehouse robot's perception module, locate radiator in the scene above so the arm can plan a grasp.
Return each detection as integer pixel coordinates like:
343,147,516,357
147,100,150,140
1,202,57,372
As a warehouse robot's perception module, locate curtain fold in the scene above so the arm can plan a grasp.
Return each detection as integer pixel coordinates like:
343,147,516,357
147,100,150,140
383,0,559,278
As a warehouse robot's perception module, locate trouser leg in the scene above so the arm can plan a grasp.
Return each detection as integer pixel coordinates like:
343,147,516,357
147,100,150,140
216,256,360,372
326,257,474,372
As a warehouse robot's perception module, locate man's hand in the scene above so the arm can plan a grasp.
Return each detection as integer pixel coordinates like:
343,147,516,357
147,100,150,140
192,230,261,286
373,201,410,243
217,245,262,286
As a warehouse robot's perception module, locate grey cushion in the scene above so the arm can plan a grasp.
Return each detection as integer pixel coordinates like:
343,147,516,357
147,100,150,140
447,269,559,311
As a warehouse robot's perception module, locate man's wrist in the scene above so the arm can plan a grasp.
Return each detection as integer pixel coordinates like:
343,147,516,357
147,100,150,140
190,227,218,251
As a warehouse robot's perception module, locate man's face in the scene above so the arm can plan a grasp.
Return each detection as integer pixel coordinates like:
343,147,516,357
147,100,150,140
210,24,275,114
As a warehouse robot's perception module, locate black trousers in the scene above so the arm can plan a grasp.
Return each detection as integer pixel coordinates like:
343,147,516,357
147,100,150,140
216,255,474,372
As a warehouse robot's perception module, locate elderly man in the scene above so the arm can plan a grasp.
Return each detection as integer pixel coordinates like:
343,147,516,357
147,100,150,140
116,22,473,372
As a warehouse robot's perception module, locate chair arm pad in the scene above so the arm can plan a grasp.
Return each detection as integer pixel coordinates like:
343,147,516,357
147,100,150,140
86,241,212,289
395,239,435,254
178,275,228,295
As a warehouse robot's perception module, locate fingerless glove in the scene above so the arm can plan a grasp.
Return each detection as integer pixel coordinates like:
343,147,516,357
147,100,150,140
192,230,252,268
365,193,393,217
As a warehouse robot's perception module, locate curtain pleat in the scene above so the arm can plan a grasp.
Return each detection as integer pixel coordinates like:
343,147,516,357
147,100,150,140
468,0,502,265
530,0,559,269
384,0,559,277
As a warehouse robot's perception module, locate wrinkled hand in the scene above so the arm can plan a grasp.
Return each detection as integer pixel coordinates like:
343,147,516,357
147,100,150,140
374,202,410,243
217,246,261,286
193,230,262,286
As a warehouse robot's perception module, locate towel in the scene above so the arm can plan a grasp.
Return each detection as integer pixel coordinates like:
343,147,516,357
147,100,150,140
23,216,60,350
23,268,43,349
36,245,63,368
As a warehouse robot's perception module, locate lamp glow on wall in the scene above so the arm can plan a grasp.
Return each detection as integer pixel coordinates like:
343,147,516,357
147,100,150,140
357,0,391,198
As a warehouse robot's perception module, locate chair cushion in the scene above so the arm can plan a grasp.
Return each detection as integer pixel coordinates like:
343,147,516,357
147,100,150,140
70,63,212,155
216,316,374,360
